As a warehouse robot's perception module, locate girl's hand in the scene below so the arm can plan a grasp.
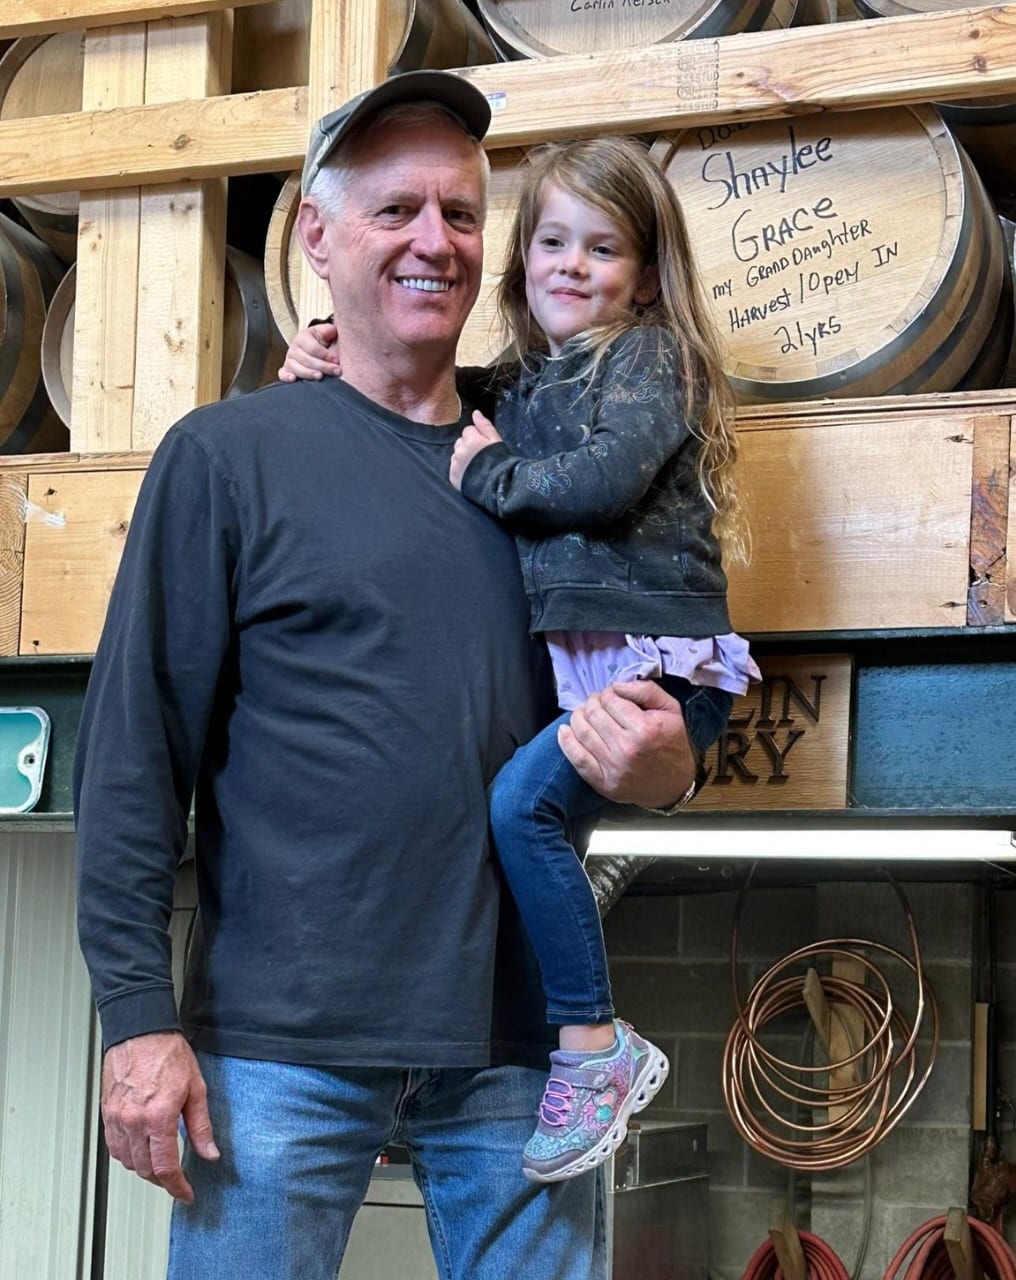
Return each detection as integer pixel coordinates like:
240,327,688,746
278,321,342,382
449,412,502,491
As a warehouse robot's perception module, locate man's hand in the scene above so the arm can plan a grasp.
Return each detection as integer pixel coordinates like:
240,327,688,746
450,412,502,490
278,321,341,382
558,680,696,808
101,1031,219,1203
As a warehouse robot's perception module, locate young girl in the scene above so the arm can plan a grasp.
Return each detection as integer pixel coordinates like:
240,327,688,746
283,136,758,1184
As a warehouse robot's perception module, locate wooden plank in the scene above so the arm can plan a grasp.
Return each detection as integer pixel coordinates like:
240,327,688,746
3,5,1016,194
297,0,385,326
1006,443,1016,519
0,0,267,39
768,1208,807,1280
803,967,832,1047
827,953,866,1123
20,470,145,656
803,961,865,1124
0,88,306,199
944,1208,985,1280
691,655,852,810
0,452,150,473
967,415,1011,625
972,1002,989,1131
0,473,28,658
72,24,147,452
738,387,1016,424
727,415,975,633
132,13,230,448
470,1,1016,142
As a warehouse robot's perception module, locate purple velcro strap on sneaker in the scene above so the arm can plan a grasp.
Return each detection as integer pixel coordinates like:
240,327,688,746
544,1063,614,1089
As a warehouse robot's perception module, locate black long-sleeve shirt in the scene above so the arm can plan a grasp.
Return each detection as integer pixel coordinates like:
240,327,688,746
74,374,557,1067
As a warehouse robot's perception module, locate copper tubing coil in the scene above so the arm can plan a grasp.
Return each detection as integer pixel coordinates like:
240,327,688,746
743,1230,851,1280
883,1215,1016,1280
722,877,940,1171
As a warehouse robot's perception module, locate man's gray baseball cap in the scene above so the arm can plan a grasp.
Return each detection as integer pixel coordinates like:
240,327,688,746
301,70,492,195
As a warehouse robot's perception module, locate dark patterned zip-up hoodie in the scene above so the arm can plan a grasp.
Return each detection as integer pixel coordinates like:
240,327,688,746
461,325,732,638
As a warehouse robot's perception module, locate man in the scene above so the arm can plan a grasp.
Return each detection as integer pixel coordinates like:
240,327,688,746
75,71,700,1280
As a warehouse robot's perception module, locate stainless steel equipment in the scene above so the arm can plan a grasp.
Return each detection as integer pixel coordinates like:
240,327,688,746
338,1121,709,1280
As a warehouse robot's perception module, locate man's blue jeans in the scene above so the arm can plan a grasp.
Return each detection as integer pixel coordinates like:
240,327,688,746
489,679,732,1026
167,1052,607,1279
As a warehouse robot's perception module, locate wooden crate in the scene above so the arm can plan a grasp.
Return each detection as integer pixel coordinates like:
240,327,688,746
729,394,1015,630
0,3,1013,651
0,392,1009,656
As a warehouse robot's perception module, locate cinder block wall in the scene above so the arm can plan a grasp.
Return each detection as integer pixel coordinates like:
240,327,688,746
603,879,981,1280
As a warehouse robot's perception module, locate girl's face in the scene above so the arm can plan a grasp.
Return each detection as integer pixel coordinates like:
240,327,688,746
524,183,659,356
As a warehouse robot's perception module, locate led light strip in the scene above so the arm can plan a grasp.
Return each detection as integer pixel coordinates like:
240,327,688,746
585,827,1016,861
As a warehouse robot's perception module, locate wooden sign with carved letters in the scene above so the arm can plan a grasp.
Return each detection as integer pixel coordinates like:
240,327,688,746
690,654,852,810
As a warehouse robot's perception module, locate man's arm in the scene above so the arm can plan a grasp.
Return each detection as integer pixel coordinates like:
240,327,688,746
75,425,240,1199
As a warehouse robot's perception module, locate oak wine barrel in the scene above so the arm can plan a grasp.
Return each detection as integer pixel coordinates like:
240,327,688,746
475,0,797,61
934,98,1016,217
653,105,1012,402
853,0,1016,212
0,33,83,264
0,212,68,454
232,0,495,93
40,248,287,428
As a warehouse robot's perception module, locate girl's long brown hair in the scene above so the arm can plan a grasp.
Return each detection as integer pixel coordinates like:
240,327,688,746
496,136,747,562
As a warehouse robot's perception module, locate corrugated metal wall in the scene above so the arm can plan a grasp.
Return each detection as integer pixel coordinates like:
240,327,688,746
0,834,193,1279
0,833,97,1278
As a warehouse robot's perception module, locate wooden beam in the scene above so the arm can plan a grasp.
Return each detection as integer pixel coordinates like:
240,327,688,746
466,2,1016,144
72,24,147,452
972,1002,990,1131
826,954,867,1124
297,0,388,326
944,1208,985,1280
0,88,305,198
132,12,230,448
768,1208,807,1280
0,0,268,40
3,5,1016,195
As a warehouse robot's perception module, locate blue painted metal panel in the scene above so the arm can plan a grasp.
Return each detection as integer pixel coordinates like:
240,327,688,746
851,660,1016,810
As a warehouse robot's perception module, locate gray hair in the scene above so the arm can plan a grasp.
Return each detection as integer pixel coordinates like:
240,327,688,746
306,101,490,223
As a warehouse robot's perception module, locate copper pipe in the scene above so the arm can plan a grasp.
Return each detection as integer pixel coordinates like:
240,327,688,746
722,874,940,1171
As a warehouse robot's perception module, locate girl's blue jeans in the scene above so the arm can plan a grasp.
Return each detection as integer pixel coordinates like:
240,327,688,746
489,678,732,1026
168,1051,607,1279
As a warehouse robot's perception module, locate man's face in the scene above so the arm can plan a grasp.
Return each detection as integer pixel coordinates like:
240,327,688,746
319,117,486,363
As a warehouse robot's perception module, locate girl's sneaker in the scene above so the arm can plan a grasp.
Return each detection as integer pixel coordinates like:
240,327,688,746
522,1019,670,1183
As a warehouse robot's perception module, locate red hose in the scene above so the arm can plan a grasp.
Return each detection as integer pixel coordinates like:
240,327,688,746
882,1215,1016,1280
740,1218,1016,1280
742,1229,851,1280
